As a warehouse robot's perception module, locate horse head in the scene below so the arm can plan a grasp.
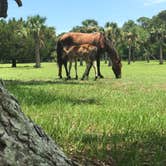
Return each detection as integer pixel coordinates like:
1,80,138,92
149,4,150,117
105,38,122,79
15,0,22,7
112,57,122,79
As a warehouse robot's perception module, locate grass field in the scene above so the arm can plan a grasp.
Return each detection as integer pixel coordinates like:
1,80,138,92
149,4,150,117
0,61,166,165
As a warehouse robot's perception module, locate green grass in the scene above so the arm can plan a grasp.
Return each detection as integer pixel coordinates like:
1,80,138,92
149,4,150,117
1,61,166,165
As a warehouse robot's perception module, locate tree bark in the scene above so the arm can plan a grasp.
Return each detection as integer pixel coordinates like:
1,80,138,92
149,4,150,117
0,80,77,166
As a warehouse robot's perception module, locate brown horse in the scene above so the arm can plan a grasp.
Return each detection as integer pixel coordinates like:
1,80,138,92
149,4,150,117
57,32,122,79
63,44,98,80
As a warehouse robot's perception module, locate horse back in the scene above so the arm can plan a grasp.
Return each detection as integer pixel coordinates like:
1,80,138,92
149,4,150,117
60,32,105,50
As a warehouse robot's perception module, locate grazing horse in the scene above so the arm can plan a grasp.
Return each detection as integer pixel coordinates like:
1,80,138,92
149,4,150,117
63,44,98,80
57,32,122,79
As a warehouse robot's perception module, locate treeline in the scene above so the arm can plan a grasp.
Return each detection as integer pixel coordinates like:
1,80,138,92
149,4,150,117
0,15,56,67
0,10,165,67
70,10,166,64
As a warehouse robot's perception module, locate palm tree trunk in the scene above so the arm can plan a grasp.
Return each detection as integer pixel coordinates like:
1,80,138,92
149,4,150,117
159,44,163,65
35,35,41,68
0,0,8,18
11,59,17,68
146,54,150,63
128,45,131,65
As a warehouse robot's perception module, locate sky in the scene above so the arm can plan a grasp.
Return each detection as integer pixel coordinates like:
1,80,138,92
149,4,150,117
7,0,166,34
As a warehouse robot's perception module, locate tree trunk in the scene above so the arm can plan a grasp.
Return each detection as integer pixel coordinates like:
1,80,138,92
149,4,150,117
128,45,131,65
35,35,41,68
159,44,163,65
11,59,17,68
0,0,8,18
146,53,150,63
0,80,77,166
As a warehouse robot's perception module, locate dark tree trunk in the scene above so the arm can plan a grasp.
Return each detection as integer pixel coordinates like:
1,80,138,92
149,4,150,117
146,54,150,63
34,35,41,68
128,45,131,65
159,44,163,65
11,59,17,68
0,80,77,166
0,0,8,18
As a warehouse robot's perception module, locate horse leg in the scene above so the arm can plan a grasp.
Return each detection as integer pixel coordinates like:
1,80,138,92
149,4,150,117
75,60,78,80
68,61,72,79
92,61,98,80
64,60,70,79
58,63,62,79
81,62,92,80
96,55,104,78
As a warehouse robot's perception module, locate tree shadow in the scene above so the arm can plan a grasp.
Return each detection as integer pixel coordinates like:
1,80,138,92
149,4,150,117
0,65,34,69
4,79,94,86
73,132,166,166
4,81,100,106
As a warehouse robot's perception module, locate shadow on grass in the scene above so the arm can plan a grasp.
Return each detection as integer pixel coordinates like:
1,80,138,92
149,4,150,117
0,65,34,69
74,132,166,166
5,81,100,106
4,79,94,86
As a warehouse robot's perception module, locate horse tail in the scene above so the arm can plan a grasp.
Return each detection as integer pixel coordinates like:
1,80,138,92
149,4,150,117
56,39,63,68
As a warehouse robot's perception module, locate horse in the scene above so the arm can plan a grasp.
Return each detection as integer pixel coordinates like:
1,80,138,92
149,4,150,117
63,44,98,80
57,32,122,79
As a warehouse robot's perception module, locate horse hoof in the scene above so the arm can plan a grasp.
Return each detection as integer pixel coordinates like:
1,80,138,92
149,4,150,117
99,75,104,79
94,76,98,81
66,76,71,80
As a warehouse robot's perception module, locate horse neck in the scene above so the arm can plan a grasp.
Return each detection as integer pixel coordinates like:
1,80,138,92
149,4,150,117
108,47,120,62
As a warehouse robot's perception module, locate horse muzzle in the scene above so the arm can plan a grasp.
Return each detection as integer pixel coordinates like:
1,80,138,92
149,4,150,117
116,75,121,79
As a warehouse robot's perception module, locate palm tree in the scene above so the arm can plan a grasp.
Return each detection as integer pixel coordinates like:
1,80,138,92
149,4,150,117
122,20,138,64
151,11,166,64
27,15,46,68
